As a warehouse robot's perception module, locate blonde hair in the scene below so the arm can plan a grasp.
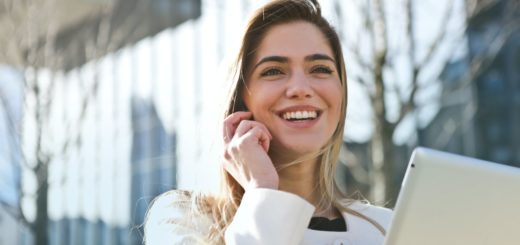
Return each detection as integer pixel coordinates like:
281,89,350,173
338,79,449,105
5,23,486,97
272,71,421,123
194,1,387,243
149,1,385,243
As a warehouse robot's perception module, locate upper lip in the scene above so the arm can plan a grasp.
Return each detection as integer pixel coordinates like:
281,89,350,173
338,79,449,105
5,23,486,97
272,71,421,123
275,105,322,116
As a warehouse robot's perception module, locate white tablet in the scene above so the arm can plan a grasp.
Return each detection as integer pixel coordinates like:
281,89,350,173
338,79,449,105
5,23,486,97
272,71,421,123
385,147,520,245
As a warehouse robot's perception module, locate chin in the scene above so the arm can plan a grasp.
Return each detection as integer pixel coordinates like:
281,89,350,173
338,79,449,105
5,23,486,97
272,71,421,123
275,140,327,158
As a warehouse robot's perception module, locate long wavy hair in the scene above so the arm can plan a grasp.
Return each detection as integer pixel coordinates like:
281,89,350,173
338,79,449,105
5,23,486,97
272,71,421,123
196,0,385,243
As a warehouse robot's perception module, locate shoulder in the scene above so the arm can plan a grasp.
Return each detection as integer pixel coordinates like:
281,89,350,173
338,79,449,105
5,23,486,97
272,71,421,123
144,190,213,244
345,201,394,230
146,190,196,228
147,190,194,215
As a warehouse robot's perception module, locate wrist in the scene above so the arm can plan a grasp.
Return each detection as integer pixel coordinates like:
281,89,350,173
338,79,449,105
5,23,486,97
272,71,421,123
249,177,279,190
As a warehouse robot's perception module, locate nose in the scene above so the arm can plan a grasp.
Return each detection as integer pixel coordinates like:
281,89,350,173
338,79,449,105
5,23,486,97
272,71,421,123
285,71,313,99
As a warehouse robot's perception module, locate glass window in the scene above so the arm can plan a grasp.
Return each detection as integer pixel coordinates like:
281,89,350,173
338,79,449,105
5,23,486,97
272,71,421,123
481,70,505,92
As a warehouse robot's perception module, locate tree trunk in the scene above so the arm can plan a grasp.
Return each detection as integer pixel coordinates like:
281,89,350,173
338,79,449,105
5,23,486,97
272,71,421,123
369,0,394,205
382,127,396,205
370,116,396,205
32,71,49,245
370,54,389,204
370,119,387,204
34,162,49,245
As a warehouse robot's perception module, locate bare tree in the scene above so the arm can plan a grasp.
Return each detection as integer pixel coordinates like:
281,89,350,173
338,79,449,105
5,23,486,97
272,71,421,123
1,0,200,243
335,0,519,204
0,0,118,244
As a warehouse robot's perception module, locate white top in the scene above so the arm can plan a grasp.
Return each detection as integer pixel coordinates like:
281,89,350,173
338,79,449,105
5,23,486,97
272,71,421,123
145,188,393,245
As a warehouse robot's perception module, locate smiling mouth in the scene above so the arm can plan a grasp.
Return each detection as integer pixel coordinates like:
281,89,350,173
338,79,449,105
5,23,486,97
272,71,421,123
280,110,320,121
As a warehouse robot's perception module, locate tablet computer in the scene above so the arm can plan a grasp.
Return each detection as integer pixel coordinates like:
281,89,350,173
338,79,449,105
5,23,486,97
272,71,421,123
385,147,520,245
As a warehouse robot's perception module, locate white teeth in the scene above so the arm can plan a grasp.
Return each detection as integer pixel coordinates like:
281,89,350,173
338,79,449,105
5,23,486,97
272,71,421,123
282,111,318,120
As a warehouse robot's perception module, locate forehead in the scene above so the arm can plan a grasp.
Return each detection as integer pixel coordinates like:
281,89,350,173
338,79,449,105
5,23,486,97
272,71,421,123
255,21,334,61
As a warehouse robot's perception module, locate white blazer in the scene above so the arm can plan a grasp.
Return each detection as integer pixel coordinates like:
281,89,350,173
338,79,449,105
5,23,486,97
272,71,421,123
145,189,393,245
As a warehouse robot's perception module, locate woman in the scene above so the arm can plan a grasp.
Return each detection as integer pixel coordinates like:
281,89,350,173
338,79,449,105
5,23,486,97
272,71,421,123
145,0,392,244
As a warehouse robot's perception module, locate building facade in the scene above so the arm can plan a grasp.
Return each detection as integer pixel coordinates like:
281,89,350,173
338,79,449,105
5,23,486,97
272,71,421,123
421,0,520,167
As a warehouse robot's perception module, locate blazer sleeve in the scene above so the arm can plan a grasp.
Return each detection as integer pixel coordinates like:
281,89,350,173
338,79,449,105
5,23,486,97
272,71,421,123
225,188,315,245
144,190,211,245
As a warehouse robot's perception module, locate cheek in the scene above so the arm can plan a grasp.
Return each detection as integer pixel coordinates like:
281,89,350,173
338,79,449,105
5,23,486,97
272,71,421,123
319,83,344,127
319,82,343,108
244,95,270,122
242,88,258,112
244,83,279,113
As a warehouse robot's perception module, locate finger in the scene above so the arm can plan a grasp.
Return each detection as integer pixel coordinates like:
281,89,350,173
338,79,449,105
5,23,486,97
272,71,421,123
234,120,254,138
254,121,273,140
235,120,271,139
242,126,271,152
223,111,253,143
257,128,271,152
235,121,273,146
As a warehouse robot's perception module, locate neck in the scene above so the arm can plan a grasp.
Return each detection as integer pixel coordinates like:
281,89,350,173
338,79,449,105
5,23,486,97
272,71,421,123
271,152,339,219
277,157,320,205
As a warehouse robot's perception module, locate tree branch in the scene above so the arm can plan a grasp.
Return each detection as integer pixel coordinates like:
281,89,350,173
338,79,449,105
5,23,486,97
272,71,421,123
348,40,374,77
466,0,501,21
347,0,375,90
371,0,388,65
339,144,369,184
433,101,477,149
370,0,389,123
0,200,31,229
416,0,455,70
461,22,517,89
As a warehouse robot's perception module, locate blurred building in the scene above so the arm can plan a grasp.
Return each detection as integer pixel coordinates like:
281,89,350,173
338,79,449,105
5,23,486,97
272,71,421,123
43,1,201,244
130,96,176,244
0,67,32,245
340,0,520,205
1,0,202,244
0,0,266,244
468,0,520,166
421,0,520,167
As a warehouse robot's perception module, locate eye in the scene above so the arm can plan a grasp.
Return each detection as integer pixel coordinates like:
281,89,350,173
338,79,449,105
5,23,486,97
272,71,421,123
311,66,333,74
260,67,284,77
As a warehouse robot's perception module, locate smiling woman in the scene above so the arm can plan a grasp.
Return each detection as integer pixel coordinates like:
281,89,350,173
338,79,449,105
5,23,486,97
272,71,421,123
244,21,343,159
144,1,392,244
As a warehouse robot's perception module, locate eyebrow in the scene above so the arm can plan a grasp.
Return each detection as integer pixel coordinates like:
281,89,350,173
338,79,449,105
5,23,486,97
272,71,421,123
253,56,288,70
253,53,335,70
304,53,335,63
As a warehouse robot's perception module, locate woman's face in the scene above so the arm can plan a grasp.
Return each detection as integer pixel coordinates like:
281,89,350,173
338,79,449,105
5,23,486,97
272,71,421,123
243,21,343,159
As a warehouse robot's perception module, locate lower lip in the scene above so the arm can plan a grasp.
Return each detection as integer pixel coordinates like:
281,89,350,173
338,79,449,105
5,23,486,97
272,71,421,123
279,115,320,129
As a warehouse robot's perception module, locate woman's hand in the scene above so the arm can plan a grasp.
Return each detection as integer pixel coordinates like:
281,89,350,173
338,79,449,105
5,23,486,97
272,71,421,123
222,111,279,190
